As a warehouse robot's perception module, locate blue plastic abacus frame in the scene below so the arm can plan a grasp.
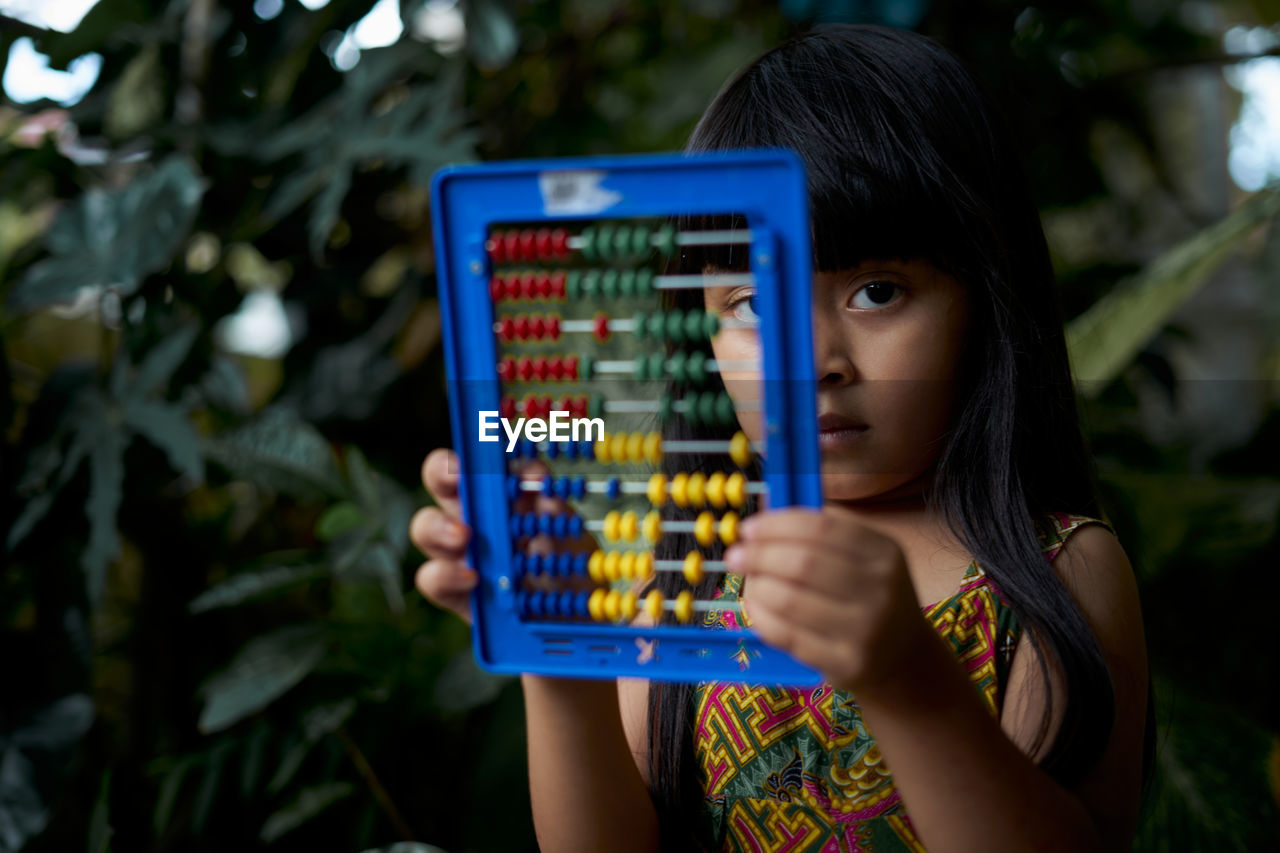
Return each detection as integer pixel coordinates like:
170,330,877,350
430,149,822,683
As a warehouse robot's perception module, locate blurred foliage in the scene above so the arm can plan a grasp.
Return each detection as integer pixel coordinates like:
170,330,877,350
0,0,1278,851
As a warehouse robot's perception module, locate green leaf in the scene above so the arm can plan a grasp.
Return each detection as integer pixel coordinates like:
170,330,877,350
123,400,204,484
198,625,328,734
87,772,113,853
240,722,271,798
5,156,207,314
259,782,354,843
84,428,127,605
344,447,382,516
301,698,356,741
188,564,328,613
433,649,508,713
202,409,346,503
1068,188,1280,394
316,502,368,542
265,734,314,795
126,325,200,402
190,740,231,835
465,0,519,70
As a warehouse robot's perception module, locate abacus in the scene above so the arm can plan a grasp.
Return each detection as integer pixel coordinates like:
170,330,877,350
431,150,822,683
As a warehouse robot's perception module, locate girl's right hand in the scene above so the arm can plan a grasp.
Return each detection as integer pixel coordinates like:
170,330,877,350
411,448,477,625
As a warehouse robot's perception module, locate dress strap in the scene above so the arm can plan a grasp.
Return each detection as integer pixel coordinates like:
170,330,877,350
1036,512,1114,563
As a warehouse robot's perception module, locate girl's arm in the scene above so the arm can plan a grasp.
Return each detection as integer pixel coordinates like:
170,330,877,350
523,674,661,853
730,511,1148,853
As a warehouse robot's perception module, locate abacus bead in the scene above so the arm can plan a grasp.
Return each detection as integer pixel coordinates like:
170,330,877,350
582,269,600,296
729,431,752,467
642,511,662,542
604,589,621,621
564,439,579,460
490,276,504,302
552,514,568,539
684,309,704,342
620,590,639,621
532,355,550,380
658,393,673,422
620,510,640,542
546,315,561,340
515,356,532,381
524,438,540,458
671,473,689,507
604,551,622,582
612,224,631,258
525,553,542,575
553,476,569,499
688,472,707,508
647,352,665,382
601,269,619,298
538,509,554,533
610,432,628,463
597,223,615,261
631,310,648,340
619,551,636,580
507,477,522,503
603,511,621,542
667,350,687,383
654,224,677,258
579,226,597,261
674,590,695,624
683,551,705,584
536,272,553,299
516,591,531,620
594,435,611,463
497,359,514,382
530,315,547,340
574,589,591,619
697,391,717,426
588,551,605,583
498,316,515,342
545,441,560,460
501,397,517,419
694,511,716,546
518,229,537,261
579,439,595,461
606,477,621,500
716,392,735,426
568,515,584,538
666,309,686,343
619,269,635,296
501,230,520,263
486,234,505,264
644,589,663,622
522,513,539,538
565,355,580,381
550,228,569,259
706,472,727,508
574,553,589,576
566,270,582,300
725,472,747,508
511,552,525,575
505,274,522,301
514,315,531,340
588,587,607,620
647,473,667,506
632,355,648,381
571,476,586,499
687,350,708,384
682,393,700,427
626,432,644,464
646,311,666,339
719,512,740,545
592,313,611,343
550,271,566,299
534,228,552,259
635,553,654,581
635,267,654,296
631,225,650,256
703,311,720,339
521,272,539,300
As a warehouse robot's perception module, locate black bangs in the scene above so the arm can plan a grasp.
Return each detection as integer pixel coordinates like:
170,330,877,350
684,25,1005,281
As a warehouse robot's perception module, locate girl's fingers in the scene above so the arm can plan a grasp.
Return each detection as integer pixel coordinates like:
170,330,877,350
410,506,470,559
745,603,860,684
743,574,872,636
422,449,462,517
726,541,865,598
415,559,477,624
739,507,894,558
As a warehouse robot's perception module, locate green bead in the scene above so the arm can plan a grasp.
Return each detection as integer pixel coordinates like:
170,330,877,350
581,354,594,380
601,269,619,298
619,269,636,297
632,225,651,257
613,225,632,259
588,394,605,419
687,350,707,385
715,392,735,425
684,309,704,342
698,391,717,425
635,267,654,297
666,308,686,343
667,350,687,383
646,311,665,339
703,311,720,340
654,224,677,258
647,352,665,381
632,310,648,340
658,393,674,422
633,354,649,380
597,223,615,261
582,269,601,296
679,394,698,426
579,226,597,261
566,270,582,300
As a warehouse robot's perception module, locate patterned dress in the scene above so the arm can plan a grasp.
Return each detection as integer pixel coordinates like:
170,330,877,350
692,513,1112,852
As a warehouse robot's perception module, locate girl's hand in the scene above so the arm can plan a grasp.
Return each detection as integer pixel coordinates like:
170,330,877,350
725,507,940,697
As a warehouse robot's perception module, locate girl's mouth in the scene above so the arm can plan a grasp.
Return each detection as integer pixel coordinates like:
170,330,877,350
817,412,869,450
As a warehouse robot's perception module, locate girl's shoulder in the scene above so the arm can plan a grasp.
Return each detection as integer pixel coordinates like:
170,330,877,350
1032,511,1115,564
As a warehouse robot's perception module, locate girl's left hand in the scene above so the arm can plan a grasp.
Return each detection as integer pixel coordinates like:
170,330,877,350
725,507,941,697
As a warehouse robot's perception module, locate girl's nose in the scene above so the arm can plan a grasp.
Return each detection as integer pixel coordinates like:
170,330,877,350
813,310,856,386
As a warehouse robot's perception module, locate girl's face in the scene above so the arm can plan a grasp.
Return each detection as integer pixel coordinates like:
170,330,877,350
706,259,970,503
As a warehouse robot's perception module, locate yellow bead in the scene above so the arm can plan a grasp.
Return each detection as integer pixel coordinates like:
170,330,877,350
644,431,663,465
603,550,622,581
694,511,716,547
595,433,612,464
688,472,707,508
626,431,644,463
642,511,662,542
610,432,629,464
588,550,606,582
706,472,727,508
725,472,747,508
588,588,607,621
620,591,638,621
644,590,663,622
602,510,621,542
682,551,704,584
729,431,752,467
719,511,740,546
635,552,654,580
671,472,690,508
604,589,621,621
619,551,636,580
674,590,694,624
620,510,639,542
647,473,667,507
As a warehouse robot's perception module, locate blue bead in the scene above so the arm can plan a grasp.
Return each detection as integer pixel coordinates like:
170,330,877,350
558,590,575,619
564,441,579,460
512,553,525,575
557,552,574,576
580,440,595,460
552,514,568,539
568,515,584,538
553,476,569,500
605,477,620,500
538,513,554,536
510,513,523,540
574,590,590,618
533,591,548,618
525,439,539,459
541,476,555,497
545,441,560,459
521,513,538,538
507,475,521,502
572,476,587,499
517,592,530,620
574,553,589,576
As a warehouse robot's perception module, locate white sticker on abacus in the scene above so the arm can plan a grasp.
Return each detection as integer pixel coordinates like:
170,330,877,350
478,410,605,452
538,170,623,216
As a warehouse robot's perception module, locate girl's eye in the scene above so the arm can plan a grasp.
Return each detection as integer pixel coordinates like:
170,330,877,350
850,281,901,310
727,291,760,326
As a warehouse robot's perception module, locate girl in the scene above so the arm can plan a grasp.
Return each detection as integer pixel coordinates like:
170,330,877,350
412,24,1151,853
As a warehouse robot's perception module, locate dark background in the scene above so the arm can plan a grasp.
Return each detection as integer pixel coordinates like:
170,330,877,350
1,0,1278,850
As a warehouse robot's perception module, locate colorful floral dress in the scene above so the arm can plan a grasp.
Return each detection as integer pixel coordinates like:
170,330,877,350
692,513,1112,852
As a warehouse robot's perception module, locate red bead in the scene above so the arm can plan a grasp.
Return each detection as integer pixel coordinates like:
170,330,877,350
516,356,534,381
550,272,566,299
530,315,546,340
531,356,548,381
570,396,588,418
514,315,531,340
534,228,553,260
535,272,552,299
546,315,561,341
504,274,522,301
550,228,569,258
498,317,515,342
541,396,555,417
500,397,517,419
518,229,536,261
592,313,610,343
521,273,539,300
486,234,505,264
547,356,564,380
489,275,505,303
501,231,520,263
563,355,579,380
497,357,515,382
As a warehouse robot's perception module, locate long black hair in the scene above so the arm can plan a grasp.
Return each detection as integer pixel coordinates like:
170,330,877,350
645,24,1153,850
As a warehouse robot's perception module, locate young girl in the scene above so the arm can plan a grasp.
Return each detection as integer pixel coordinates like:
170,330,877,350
412,24,1150,853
